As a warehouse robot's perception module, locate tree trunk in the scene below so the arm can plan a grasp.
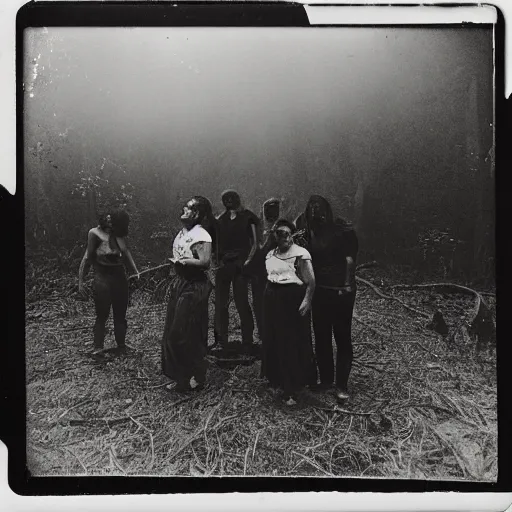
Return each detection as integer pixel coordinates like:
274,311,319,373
466,76,494,280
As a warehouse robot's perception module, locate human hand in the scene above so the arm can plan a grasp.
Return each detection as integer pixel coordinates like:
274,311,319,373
77,283,88,300
299,298,312,316
338,285,354,295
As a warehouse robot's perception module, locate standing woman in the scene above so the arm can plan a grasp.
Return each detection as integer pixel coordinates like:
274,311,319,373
78,209,140,357
296,195,358,401
162,196,213,392
262,219,317,406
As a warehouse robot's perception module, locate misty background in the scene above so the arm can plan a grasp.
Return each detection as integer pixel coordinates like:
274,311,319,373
23,26,494,281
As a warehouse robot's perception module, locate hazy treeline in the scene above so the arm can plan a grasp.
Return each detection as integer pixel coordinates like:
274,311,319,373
24,27,495,282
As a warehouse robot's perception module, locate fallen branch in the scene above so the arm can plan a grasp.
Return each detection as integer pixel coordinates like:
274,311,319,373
62,446,88,474
56,399,94,422
292,451,333,476
129,415,155,471
109,446,127,475
356,277,431,319
312,404,374,416
388,282,496,348
66,412,150,427
356,261,379,271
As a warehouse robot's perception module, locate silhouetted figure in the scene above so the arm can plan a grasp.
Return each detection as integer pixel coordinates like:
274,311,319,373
296,195,358,401
161,196,213,393
427,310,449,337
214,190,259,353
250,197,280,342
78,209,140,357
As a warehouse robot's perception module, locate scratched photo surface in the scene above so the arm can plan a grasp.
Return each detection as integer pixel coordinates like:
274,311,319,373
24,26,496,479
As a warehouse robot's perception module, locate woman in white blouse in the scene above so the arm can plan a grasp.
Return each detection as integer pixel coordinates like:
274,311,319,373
161,196,214,393
261,219,317,405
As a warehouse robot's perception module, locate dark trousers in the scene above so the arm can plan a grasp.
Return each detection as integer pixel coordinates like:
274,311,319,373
161,275,212,387
214,263,254,346
251,274,267,338
93,265,129,350
312,287,356,390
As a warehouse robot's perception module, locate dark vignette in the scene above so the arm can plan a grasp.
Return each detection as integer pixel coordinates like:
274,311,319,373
1,0,510,496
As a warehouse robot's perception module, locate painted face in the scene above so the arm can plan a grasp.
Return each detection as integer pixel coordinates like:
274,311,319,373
310,200,327,223
180,200,198,222
275,226,293,250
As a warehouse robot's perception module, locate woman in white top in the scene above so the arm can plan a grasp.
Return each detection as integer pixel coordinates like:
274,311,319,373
161,196,214,393
261,219,317,405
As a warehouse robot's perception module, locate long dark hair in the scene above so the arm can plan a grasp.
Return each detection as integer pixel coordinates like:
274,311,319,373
299,195,353,247
98,212,111,231
191,196,217,258
111,209,130,237
305,195,334,227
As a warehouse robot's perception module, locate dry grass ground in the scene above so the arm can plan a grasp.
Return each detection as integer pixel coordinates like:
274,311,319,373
25,266,497,479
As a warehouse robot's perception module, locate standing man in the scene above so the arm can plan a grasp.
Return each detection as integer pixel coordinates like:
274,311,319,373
214,190,259,354
296,195,358,401
250,197,281,341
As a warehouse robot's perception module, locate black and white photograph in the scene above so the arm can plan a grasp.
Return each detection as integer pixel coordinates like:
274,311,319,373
23,14,497,481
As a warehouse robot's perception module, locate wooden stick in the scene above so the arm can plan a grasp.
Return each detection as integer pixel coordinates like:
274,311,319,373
109,446,127,475
66,412,150,427
57,399,94,421
128,263,171,280
356,261,379,271
129,415,155,470
62,446,88,474
312,405,373,416
291,451,333,476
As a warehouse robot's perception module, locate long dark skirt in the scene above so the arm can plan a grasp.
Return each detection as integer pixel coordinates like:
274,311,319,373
161,274,213,388
261,282,317,396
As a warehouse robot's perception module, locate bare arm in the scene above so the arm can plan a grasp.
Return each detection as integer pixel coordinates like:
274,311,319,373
117,236,139,276
179,242,212,269
298,258,316,316
345,256,355,287
244,223,258,266
78,230,97,290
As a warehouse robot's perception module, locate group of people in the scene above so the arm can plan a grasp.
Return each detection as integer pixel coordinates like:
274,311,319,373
78,191,358,406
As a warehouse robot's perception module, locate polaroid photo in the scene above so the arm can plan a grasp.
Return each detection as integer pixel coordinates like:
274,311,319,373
1,0,510,509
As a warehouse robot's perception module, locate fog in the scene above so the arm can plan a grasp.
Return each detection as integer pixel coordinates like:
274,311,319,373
24,26,493,225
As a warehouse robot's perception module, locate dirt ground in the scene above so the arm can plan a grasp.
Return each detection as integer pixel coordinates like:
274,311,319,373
25,266,497,479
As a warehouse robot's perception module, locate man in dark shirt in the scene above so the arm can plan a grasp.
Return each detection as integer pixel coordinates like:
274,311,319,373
214,190,259,353
250,197,280,341
296,195,358,401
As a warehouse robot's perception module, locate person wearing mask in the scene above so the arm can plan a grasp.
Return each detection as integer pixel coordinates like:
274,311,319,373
214,190,259,354
78,209,140,357
296,195,358,401
161,196,214,393
261,219,317,406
